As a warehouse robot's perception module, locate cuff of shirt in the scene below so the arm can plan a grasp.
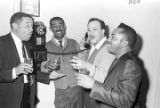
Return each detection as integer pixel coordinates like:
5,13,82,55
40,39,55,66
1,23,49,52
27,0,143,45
12,68,18,79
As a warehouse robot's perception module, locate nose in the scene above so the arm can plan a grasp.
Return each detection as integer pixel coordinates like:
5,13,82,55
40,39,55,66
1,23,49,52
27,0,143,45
30,27,33,32
88,31,94,38
107,38,112,44
88,30,94,35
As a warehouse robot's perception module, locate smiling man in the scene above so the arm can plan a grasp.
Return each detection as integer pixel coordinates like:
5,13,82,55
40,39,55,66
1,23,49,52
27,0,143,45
37,17,82,108
70,18,115,108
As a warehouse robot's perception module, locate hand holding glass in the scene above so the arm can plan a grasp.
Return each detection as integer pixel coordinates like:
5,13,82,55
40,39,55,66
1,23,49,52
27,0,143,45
44,57,60,73
70,56,89,75
24,58,33,73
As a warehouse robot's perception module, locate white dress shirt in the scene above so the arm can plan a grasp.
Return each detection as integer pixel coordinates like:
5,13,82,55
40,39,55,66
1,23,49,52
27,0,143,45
11,32,28,83
53,37,66,48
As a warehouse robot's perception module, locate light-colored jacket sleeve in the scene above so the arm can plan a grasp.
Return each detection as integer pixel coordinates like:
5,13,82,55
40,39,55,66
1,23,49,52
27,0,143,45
90,46,115,83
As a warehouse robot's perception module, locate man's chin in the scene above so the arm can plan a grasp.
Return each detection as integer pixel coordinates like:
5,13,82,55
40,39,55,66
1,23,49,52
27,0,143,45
108,49,114,55
24,37,31,41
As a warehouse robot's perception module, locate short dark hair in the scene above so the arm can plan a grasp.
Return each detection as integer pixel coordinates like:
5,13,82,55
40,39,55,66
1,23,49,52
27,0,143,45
50,17,65,26
118,23,137,49
10,12,33,28
88,18,108,38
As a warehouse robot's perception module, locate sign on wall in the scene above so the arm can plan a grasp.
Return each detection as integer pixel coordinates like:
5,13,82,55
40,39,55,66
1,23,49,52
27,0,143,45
20,0,40,17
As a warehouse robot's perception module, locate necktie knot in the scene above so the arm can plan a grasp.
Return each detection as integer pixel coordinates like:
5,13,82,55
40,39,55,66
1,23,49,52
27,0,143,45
22,42,29,59
59,40,63,49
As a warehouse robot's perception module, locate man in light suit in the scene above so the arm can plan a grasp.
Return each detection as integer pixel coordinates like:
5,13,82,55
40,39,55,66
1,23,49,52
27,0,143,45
0,12,35,108
71,18,115,108
73,23,142,108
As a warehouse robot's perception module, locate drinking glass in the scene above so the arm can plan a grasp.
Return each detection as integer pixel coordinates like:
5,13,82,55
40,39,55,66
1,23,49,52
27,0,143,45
24,58,33,73
44,57,60,73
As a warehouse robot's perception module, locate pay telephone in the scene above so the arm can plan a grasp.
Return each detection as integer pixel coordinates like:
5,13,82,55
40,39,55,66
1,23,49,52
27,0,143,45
29,21,47,72
32,21,47,62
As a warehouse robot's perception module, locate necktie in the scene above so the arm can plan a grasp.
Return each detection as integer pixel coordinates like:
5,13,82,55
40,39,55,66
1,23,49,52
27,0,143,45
22,42,32,85
59,40,63,49
22,42,25,59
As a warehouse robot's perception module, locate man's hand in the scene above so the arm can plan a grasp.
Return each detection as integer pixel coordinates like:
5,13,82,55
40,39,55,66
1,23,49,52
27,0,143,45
15,63,33,76
41,59,60,73
70,56,88,70
75,73,95,89
49,71,66,80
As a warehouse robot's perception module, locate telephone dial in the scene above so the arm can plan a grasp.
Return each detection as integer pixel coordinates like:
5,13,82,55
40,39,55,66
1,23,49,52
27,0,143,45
32,21,47,63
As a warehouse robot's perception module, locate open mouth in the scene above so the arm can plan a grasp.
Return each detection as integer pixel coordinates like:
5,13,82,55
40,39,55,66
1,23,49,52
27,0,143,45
56,30,62,33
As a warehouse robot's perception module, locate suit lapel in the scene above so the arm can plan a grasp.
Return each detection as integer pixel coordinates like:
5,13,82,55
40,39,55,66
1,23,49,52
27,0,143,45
87,40,108,63
88,49,98,63
63,38,68,50
8,34,21,64
107,53,131,77
107,58,119,74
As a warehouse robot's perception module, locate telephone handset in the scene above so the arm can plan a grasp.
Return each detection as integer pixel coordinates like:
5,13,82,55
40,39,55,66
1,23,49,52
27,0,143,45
84,32,91,49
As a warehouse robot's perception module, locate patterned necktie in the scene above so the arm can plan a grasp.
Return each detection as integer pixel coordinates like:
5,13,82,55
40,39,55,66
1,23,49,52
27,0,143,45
59,40,63,49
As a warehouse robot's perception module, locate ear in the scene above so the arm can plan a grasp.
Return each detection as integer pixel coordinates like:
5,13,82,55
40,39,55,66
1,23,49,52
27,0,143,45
121,40,128,47
64,25,66,30
12,23,18,29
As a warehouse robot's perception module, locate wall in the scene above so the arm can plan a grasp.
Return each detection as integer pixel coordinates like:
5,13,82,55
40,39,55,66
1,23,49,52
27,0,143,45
0,0,15,35
0,0,160,108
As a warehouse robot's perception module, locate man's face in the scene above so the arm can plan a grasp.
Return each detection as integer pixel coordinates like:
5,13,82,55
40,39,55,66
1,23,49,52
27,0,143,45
107,28,124,55
14,17,33,41
50,19,66,40
87,21,104,45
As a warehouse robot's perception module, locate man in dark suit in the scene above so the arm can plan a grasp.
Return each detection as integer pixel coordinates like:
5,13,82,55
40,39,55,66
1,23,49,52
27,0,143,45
0,12,35,108
72,23,142,108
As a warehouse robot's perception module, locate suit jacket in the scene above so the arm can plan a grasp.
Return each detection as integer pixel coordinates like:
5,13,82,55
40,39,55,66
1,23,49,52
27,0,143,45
83,40,115,108
0,33,36,108
90,52,142,108
87,41,115,83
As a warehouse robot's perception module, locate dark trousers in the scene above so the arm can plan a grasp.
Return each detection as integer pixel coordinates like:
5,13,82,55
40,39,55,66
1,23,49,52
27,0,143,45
83,89,100,108
54,86,83,108
21,83,31,108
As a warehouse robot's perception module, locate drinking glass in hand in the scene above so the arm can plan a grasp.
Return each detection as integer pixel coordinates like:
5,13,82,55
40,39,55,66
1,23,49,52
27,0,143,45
24,58,33,73
44,57,60,73
54,56,60,71
70,56,89,75
24,58,33,66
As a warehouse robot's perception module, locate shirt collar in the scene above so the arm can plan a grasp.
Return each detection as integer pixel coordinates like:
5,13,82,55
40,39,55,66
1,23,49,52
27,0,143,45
91,37,106,50
52,36,66,45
